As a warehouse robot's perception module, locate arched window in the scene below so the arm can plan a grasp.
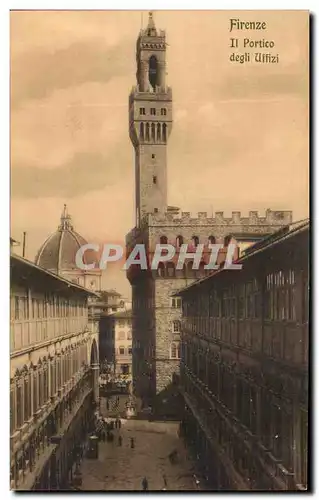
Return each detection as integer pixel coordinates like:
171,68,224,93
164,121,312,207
176,235,184,248
167,262,175,278
158,262,165,278
151,122,156,141
160,235,168,244
173,320,181,333
146,123,150,142
208,235,216,244
162,123,167,142
149,55,158,90
224,235,232,247
140,122,144,141
192,236,199,247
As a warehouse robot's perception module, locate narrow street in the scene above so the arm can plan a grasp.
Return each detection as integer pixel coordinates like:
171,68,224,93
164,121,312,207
78,396,198,491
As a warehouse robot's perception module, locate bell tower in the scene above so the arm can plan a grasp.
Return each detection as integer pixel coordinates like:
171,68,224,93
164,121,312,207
129,12,173,226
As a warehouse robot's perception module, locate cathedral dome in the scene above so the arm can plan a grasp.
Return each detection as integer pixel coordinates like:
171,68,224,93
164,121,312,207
35,205,97,275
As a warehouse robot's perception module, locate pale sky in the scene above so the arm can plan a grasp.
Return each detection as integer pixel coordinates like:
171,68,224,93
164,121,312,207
10,10,309,295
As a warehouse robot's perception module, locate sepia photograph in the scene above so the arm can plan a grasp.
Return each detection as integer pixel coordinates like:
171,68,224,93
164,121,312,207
10,9,309,491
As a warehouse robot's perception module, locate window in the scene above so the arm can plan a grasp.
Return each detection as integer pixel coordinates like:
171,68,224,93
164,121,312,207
119,347,125,355
128,348,132,355
162,123,167,141
170,342,181,359
118,331,125,340
140,122,144,140
208,235,216,244
171,297,182,309
150,108,156,115
152,154,155,159
160,235,168,244
153,175,157,184
173,320,181,333
140,107,146,115
154,208,158,213
127,330,132,340
161,108,167,116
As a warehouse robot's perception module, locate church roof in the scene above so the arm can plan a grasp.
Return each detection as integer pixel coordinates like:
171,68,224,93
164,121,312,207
35,205,97,274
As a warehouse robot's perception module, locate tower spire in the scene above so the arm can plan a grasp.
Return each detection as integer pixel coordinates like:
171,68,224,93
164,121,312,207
59,204,73,230
146,11,157,36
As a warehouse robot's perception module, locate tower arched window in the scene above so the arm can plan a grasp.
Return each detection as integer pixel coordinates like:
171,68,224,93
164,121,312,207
151,122,156,141
162,123,167,142
149,55,158,90
192,236,199,247
208,235,216,244
140,122,144,141
146,123,150,142
176,235,184,248
160,235,168,244
157,123,161,141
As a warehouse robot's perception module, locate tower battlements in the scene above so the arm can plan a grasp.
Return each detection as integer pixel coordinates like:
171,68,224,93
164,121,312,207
145,209,293,227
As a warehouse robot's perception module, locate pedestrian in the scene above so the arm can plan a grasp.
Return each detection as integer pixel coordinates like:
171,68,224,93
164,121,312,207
114,419,118,429
118,435,122,447
130,437,135,449
142,477,148,491
118,419,122,429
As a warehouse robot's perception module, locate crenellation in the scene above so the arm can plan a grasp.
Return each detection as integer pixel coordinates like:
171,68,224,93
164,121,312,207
145,209,293,228
232,211,241,224
198,211,207,219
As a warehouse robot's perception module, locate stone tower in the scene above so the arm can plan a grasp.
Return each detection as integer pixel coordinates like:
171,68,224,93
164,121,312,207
127,14,293,414
129,12,172,226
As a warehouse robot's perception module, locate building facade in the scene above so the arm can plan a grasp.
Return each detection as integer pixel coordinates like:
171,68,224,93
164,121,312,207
100,310,132,379
10,253,99,491
126,13,293,408
177,220,309,490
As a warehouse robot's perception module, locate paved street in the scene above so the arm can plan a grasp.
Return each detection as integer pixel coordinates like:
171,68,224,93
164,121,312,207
79,404,198,491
